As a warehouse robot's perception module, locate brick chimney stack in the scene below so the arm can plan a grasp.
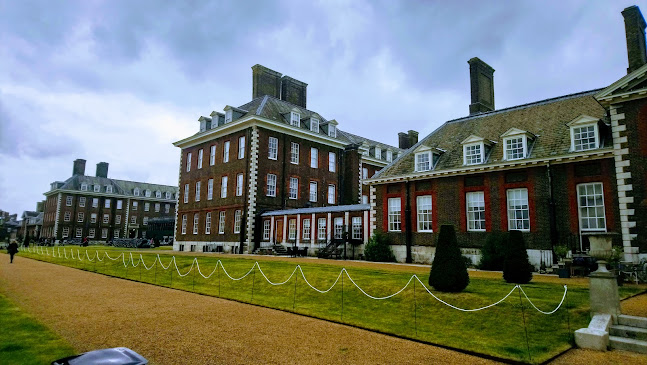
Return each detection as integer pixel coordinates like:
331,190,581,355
72,159,86,176
252,64,282,100
96,162,109,178
398,130,419,149
622,6,647,74
468,57,495,115
281,75,308,108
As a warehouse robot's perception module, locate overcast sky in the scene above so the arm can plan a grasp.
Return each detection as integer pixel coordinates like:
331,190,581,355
1,0,645,216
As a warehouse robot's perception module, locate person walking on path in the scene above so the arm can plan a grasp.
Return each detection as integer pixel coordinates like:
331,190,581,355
7,241,18,263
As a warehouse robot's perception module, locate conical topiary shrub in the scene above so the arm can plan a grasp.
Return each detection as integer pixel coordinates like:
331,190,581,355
429,225,470,292
503,230,533,284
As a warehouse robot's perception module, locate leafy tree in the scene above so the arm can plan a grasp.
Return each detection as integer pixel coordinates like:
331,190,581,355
503,230,533,284
364,232,396,262
479,231,506,270
429,225,470,292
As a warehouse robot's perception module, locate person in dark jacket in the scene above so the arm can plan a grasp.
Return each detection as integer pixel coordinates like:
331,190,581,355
7,242,18,263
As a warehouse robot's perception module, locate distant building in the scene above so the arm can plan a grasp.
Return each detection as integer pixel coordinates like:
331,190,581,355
42,160,178,241
21,205,43,240
172,65,405,254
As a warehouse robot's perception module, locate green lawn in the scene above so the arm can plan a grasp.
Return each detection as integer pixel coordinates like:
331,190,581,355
0,293,76,365
18,245,646,364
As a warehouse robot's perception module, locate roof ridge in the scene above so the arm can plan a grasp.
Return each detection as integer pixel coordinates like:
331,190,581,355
446,88,603,124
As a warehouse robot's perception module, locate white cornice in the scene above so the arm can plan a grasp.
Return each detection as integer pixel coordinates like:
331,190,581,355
596,63,647,100
44,189,176,202
366,149,613,185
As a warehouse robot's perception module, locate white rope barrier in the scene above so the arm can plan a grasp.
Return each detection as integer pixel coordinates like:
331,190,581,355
24,247,568,314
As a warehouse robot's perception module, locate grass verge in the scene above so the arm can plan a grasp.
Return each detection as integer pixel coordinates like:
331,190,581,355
18,245,647,364
0,293,76,365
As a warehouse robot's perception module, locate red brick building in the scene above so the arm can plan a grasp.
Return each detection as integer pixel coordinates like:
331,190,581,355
42,159,178,242
367,6,647,266
173,65,403,253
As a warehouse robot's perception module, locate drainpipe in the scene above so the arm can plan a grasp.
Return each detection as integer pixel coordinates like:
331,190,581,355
547,162,558,262
405,179,412,263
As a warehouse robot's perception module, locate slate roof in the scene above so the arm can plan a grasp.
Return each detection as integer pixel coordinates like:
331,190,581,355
51,175,178,198
193,95,400,152
374,90,610,179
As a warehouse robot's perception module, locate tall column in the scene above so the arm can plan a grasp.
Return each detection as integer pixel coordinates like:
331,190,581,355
311,213,315,244
296,214,301,246
282,214,287,244
270,216,275,245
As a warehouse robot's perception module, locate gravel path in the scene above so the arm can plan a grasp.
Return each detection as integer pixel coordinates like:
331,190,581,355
0,255,498,364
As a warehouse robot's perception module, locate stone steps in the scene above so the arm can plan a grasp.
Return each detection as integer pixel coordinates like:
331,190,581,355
609,336,647,354
618,314,647,329
610,324,647,341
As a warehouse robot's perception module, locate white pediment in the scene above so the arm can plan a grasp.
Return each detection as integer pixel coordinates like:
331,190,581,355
567,115,599,127
596,63,647,101
461,135,484,144
500,127,533,138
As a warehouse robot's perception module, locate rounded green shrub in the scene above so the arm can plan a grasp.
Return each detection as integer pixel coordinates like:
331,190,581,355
364,232,396,262
503,230,533,284
479,231,506,271
429,225,470,292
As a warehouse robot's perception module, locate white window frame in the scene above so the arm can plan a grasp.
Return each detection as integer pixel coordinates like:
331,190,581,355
310,147,318,168
113,229,120,238
132,201,137,210
218,211,226,234
290,111,300,126
94,184,100,193
198,148,203,169
238,136,245,159
571,124,599,152
386,150,393,162
155,203,160,212
134,188,140,196
352,216,362,240
89,228,95,238
92,198,98,208
79,197,86,208
225,109,232,123
184,184,189,203
77,212,84,223
115,215,121,225
290,142,299,164
310,118,319,133
156,191,161,198
327,185,335,204
90,213,96,223
143,216,149,226
101,228,108,239
236,173,243,196
416,195,432,232
388,198,401,232
466,191,486,232
195,181,201,202
375,147,381,159
463,142,484,165
145,189,151,197
165,191,171,199
81,183,88,191
117,200,123,209
309,182,317,202
221,176,228,198
317,218,326,240
362,167,369,180
288,219,296,239
181,214,187,234
329,152,336,172
289,177,298,200
103,214,109,224
131,215,137,224
62,227,69,238
415,151,431,172
263,220,270,240
223,141,230,163
205,212,211,234
503,136,527,161
507,188,530,232
75,228,83,238
207,179,213,200
577,182,607,232
106,185,112,193
302,219,311,240
328,124,336,138
144,202,150,212
268,137,278,160
186,152,192,172
165,204,170,213
193,213,199,234
267,174,277,197
66,196,72,206
234,210,242,233
334,217,343,239
210,145,216,165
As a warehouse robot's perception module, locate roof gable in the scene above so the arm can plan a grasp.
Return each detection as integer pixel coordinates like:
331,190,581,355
567,115,599,127
596,63,647,103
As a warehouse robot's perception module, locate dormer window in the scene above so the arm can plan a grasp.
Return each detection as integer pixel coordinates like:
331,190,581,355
106,185,112,193
328,124,336,138
568,115,601,152
374,147,381,159
81,183,88,191
386,150,393,162
145,189,151,197
462,135,492,166
94,185,100,192
165,192,171,199
156,191,161,198
310,118,319,133
134,188,140,196
225,109,233,123
501,128,534,161
290,111,300,127
414,147,442,172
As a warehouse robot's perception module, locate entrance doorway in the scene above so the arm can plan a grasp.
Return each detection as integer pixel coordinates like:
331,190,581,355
275,219,283,243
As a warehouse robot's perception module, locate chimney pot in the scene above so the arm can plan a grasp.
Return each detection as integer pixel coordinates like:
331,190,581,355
72,159,86,176
468,57,495,115
622,6,647,74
